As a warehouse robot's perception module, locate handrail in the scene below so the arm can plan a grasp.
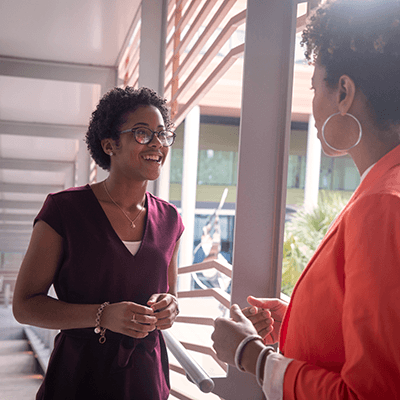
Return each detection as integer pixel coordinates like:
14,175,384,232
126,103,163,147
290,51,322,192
163,330,215,393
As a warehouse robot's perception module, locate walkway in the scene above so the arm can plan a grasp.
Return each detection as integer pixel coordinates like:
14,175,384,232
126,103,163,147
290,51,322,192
0,306,43,399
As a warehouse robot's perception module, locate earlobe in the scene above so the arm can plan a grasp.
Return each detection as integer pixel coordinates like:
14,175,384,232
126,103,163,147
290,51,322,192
338,75,356,115
101,139,115,156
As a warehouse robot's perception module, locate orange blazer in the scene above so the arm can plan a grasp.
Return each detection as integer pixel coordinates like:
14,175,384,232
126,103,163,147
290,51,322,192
280,144,400,399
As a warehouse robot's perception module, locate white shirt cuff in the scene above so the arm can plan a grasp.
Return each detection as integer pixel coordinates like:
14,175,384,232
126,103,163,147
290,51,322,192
262,352,293,400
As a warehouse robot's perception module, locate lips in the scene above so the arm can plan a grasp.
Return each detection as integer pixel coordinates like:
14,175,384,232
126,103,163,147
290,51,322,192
142,153,162,162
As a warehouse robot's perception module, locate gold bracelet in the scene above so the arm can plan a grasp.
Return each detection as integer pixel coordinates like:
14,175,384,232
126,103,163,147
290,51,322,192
94,302,110,344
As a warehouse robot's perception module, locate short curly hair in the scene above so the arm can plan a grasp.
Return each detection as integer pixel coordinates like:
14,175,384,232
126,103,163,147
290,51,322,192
301,0,400,129
85,86,173,170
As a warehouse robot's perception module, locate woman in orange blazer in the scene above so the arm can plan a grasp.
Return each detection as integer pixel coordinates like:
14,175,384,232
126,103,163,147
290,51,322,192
212,0,400,398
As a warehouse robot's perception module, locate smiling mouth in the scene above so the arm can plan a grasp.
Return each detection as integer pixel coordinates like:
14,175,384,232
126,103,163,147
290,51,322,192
142,155,162,163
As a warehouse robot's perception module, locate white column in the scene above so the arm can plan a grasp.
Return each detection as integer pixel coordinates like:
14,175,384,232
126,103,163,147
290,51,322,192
213,0,297,398
304,114,321,212
139,0,168,197
138,0,167,94
178,106,200,291
157,151,171,201
75,140,91,186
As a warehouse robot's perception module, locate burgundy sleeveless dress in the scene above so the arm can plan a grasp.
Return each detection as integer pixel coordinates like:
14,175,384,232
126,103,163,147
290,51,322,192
34,185,184,400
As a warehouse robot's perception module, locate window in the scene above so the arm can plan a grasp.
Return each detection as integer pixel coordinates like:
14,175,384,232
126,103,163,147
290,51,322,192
170,148,238,186
320,155,360,191
193,214,235,264
287,155,306,188
197,150,237,185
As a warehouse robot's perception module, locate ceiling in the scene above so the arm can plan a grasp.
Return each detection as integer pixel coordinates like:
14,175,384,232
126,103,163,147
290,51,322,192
0,0,141,253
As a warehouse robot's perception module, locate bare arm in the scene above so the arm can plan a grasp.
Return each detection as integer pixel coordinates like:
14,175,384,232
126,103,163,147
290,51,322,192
13,220,157,338
147,238,180,329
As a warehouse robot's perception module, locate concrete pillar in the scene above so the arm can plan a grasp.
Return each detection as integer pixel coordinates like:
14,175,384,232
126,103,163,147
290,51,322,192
304,114,321,212
138,0,168,197
212,0,297,398
158,151,171,201
178,106,200,290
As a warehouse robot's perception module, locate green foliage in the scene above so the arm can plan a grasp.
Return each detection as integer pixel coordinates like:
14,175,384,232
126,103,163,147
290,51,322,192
281,191,349,296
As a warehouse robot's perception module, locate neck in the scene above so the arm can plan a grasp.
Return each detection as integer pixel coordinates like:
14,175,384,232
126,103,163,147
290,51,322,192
104,174,147,208
350,130,400,176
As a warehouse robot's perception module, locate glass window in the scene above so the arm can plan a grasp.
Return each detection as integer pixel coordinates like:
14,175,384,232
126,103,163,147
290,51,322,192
197,150,236,185
193,214,235,264
170,148,183,184
287,155,306,189
319,155,359,191
319,156,334,190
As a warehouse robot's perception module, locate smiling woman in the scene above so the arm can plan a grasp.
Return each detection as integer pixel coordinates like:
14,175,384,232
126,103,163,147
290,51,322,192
12,87,184,400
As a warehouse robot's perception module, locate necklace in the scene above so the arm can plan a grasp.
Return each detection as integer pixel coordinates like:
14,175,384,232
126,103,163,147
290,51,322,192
103,181,145,229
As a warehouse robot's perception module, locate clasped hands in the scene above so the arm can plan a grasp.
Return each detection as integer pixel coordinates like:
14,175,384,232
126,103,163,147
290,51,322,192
101,293,179,339
211,296,287,368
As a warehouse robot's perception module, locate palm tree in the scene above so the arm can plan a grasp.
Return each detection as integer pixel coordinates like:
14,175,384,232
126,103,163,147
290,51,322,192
282,191,349,296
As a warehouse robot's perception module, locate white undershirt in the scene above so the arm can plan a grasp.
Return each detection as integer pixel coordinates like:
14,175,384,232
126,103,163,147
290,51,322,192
360,163,375,183
122,240,141,256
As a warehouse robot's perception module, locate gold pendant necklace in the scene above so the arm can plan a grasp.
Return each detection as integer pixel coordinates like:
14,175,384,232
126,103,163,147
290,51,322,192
103,181,145,229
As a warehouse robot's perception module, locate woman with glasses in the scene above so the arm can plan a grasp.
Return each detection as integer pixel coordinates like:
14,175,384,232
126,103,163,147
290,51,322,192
13,86,183,400
212,0,400,398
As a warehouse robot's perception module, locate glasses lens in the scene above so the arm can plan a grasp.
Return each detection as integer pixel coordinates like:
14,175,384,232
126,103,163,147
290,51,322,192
161,131,175,147
133,128,152,144
133,128,175,146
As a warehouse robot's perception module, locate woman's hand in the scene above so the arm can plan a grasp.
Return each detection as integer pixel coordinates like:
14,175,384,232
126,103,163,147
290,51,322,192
243,296,288,345
101,301,157,339
212,304,260,366
147,293,179,330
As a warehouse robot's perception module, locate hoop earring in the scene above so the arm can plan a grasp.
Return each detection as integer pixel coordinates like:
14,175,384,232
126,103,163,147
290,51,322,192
321,112,362,152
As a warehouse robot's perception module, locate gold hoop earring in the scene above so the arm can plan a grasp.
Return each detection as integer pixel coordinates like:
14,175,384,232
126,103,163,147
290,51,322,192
322,112,362,152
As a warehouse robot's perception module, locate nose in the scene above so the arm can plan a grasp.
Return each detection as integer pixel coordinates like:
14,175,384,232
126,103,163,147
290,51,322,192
148,132,163,148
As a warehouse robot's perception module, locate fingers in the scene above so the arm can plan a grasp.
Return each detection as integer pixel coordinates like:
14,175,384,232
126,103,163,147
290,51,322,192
147,293,162,306
247,295,271,309
242,305,274,339
148,293,177,312
230,304,246,322
132,312,157,325
103,297,180,338
130,302,154,315
242,306,258,318
147,293,179,330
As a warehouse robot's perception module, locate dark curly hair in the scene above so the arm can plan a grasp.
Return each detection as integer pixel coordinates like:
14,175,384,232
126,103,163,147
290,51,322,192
85,86,173,170
301,0,400,129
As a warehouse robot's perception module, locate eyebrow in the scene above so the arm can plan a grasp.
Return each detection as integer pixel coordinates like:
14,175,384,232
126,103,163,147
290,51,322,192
133,122,165,129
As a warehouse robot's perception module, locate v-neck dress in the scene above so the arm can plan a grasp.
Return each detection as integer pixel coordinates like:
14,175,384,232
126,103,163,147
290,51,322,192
34,184,184,400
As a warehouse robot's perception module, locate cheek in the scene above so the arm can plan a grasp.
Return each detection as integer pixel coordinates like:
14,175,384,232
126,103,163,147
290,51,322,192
127,149,140,166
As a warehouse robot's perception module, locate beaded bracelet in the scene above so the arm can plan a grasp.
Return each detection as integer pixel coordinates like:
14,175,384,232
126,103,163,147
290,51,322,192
234,334,263,371
256,346,275,386
94,301,110,344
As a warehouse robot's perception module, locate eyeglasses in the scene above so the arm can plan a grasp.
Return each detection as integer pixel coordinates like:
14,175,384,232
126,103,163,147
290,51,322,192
120,127,176,147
